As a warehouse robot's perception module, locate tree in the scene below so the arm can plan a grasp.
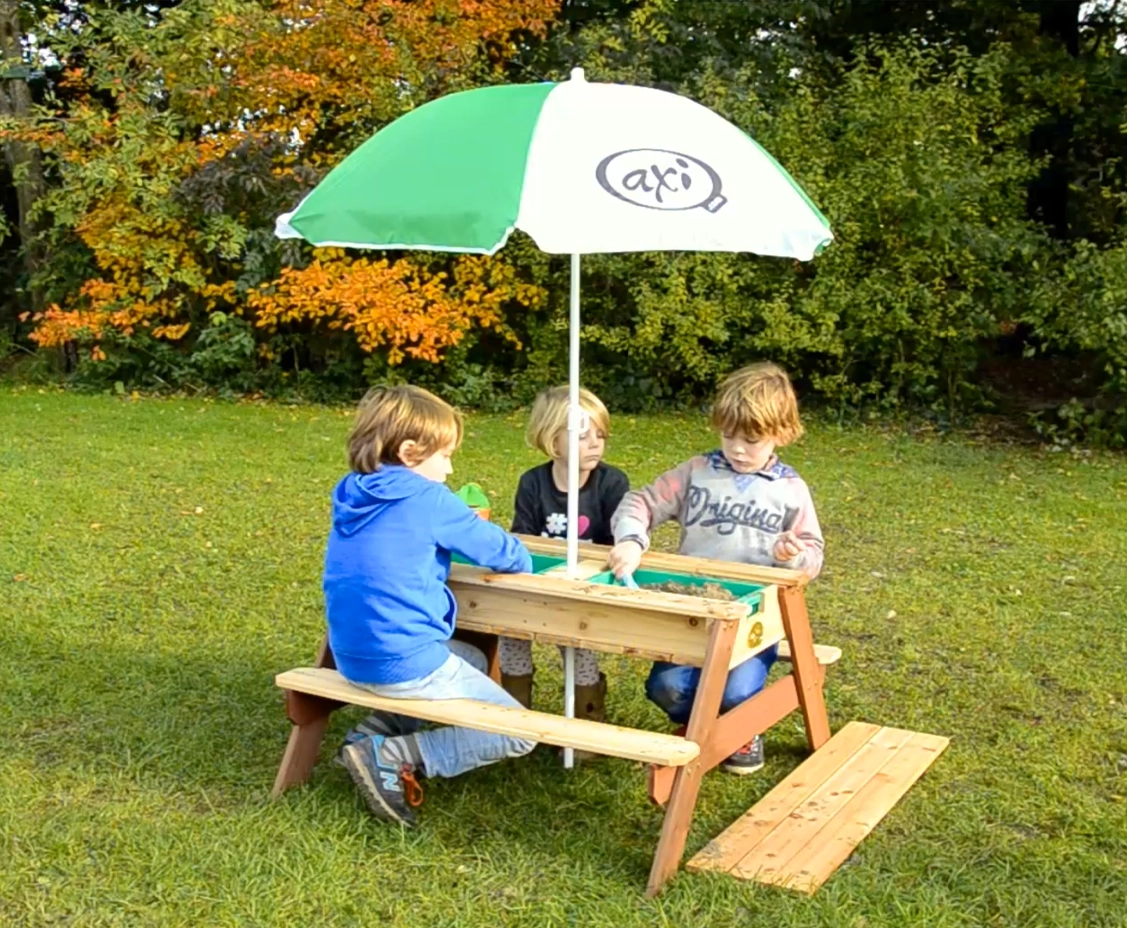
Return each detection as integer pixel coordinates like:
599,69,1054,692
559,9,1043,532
18,0,558,378
0,0,46,312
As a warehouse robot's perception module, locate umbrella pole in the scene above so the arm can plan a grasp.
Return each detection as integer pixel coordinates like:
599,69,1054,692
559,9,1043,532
562,252,582,769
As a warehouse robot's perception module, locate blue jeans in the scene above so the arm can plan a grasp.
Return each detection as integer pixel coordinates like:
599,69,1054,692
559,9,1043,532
645,645,779,727
352,640,536,779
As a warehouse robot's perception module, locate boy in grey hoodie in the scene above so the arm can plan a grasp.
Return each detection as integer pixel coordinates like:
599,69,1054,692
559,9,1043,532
608,362,824,774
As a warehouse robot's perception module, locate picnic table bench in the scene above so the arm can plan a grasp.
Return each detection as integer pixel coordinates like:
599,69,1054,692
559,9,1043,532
273,536,838,896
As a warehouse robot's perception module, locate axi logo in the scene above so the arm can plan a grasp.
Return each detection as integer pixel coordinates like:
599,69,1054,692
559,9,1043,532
595,149,727,213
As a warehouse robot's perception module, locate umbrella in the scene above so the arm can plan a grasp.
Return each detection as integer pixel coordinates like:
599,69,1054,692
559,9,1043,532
276,68,832,766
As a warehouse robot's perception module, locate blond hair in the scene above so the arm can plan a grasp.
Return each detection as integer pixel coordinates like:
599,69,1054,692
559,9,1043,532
348,384,463,474
710,362,804,446
526,385,610,458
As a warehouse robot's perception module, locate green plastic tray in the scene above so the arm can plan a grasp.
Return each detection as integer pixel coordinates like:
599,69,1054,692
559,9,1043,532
450,551,566,574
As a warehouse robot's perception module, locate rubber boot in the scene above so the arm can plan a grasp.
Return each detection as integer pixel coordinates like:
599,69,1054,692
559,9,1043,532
569,672,608,762
575,672,607,723
501,673,533,709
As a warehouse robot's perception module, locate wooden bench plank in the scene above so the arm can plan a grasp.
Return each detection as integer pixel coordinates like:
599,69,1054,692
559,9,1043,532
687,722,948,893
688,721,880,874
732,726,914,883
766,730,949,892
277,667,700,767
776,641,841,666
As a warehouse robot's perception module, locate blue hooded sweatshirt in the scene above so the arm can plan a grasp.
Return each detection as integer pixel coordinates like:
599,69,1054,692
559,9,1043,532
323,464,532,686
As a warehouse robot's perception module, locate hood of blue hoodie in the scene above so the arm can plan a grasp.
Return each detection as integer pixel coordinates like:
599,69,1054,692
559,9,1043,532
332,465,428,537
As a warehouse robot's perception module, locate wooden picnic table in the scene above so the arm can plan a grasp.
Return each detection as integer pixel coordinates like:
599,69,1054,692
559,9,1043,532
273,535,835,896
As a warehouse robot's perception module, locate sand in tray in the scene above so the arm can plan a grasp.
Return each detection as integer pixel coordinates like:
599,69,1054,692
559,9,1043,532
640,581,737,601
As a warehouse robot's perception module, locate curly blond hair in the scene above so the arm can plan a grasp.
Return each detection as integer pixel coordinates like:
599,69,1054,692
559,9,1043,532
710,363,804,446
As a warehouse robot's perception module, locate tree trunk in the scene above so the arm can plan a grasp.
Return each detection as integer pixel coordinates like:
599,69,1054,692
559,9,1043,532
0,0,46,313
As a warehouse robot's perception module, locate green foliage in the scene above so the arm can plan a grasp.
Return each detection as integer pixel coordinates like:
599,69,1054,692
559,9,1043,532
6,0,1127,443
1025,238,1127,447
189,312,257,389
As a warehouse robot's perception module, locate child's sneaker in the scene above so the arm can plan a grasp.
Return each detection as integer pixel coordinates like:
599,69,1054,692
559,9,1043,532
339,735,423,827
333,713,407,767
720,735,765,775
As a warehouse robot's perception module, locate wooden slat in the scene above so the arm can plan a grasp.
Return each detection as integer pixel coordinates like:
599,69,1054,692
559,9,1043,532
515,534,809,588
687,723,949,894
767,731,949,892
276,667,700,767
454,584,777,668
688,721,880,873
731,726,913,883
777,641,841,666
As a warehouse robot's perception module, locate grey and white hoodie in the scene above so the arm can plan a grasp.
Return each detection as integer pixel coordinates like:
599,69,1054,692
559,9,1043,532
611,450,824,579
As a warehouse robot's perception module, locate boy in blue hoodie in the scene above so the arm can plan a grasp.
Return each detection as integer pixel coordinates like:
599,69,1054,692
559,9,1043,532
325,384,535,827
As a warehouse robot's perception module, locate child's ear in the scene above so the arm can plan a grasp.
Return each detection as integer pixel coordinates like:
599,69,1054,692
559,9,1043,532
397,439,419,465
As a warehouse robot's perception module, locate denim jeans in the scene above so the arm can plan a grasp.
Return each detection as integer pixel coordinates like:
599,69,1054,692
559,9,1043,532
645,645,779,727
352,639,536,779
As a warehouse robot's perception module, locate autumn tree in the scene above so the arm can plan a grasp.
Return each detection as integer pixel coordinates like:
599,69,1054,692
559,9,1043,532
17,0,557,374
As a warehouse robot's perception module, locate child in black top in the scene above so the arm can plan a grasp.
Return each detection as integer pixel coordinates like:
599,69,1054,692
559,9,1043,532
503,386,629,733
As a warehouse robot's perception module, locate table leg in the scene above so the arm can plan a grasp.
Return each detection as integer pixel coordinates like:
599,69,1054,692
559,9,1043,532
647,664,821,806
779,586,831,750
646,617,739,896
271,636,339,797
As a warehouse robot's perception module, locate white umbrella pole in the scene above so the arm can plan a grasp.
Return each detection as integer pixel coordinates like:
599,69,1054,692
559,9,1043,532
563,252,582,769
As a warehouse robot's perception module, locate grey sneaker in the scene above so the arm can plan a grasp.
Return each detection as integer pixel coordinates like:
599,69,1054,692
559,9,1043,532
339,735,422,827
333,713,411,767
720,734,765,775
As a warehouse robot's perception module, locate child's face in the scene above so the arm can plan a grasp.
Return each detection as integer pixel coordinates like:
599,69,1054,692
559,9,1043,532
720,431,777,474
551,424,606,474
407,441,456,483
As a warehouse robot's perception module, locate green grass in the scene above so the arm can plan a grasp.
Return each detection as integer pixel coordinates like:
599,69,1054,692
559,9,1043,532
2,387,1126,928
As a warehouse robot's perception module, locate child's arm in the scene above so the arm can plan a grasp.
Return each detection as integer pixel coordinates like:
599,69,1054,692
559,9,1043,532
772,478,824,580
433,488,532,574
510,470,541,536
610,458,697,552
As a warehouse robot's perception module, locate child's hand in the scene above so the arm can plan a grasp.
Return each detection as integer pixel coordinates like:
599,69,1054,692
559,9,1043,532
773,531,806,563
607,540,643,579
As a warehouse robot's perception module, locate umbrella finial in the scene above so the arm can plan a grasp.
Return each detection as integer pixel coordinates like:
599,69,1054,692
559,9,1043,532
569,67,586,82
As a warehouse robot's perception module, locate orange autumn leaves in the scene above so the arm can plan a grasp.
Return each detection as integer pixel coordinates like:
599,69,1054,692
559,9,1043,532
22,0,560,363
248,250,544,363
227,0,559,155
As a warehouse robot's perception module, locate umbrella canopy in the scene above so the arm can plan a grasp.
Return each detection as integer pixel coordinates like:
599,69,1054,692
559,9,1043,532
276,69,832,260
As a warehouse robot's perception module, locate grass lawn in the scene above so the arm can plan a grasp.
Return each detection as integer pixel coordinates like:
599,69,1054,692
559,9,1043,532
2,388,1126,927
